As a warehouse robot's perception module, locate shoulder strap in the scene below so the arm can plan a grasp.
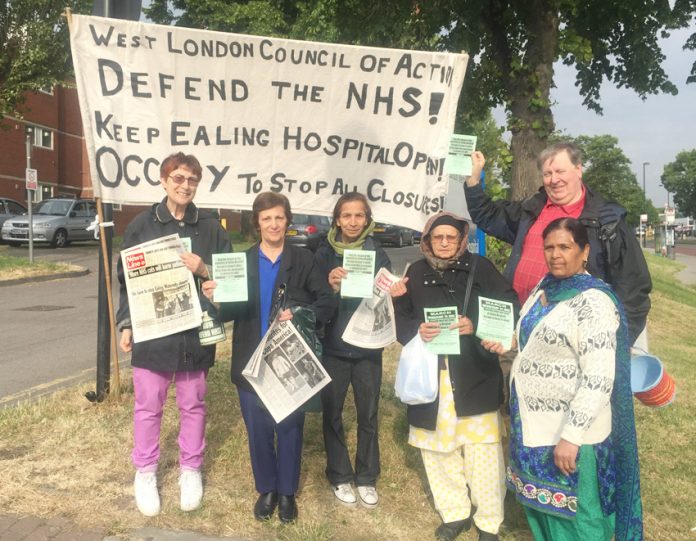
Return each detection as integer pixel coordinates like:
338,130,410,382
462,255,478,316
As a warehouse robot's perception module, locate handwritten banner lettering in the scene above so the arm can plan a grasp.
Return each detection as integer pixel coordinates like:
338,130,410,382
69,15,468,228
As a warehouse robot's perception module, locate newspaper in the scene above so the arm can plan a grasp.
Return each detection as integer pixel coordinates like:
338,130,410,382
121,234,203,343
243,319,331,423
342,267,401,349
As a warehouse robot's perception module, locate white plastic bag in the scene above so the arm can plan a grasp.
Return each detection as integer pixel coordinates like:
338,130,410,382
394,334,439,405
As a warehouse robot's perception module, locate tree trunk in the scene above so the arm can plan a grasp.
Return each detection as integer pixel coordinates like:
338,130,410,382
502,0,558,200
509,128,546,200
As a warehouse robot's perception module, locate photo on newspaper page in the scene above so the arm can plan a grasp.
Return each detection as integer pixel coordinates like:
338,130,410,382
342,267,400,349
242,319,331,423
121,234,202,343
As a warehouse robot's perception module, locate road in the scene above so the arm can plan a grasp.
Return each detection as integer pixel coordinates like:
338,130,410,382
0,241,124,407
0,241,422,408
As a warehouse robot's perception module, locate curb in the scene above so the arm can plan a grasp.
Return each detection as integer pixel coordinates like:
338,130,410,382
0,267,90,287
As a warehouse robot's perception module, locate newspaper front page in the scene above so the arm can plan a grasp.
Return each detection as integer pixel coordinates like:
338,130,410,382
243,319,331,423
121,234,202,343
342,267,401,349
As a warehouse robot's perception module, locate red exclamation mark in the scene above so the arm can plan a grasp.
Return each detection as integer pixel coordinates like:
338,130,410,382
429,93,444,125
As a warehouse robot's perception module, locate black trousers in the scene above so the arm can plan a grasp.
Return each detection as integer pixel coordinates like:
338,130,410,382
321,354,382,486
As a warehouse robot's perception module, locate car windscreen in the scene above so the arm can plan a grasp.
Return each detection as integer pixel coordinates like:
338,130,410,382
34,200,71,216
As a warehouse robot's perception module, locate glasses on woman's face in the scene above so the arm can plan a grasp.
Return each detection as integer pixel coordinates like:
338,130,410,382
168,174,200,186
431,234,459,244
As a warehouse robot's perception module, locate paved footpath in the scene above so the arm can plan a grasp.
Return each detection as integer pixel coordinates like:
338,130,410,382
0,513,249,541
675,252,696,285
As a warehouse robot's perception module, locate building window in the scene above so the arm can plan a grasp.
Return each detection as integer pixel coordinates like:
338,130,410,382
26,126,53,149
39,86,54,95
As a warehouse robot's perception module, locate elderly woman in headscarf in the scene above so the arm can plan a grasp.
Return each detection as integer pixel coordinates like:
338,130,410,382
393,212,519,541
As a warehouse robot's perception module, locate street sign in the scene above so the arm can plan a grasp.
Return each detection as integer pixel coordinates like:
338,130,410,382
666,207,676,224
25,168,37,190
640,214,648,222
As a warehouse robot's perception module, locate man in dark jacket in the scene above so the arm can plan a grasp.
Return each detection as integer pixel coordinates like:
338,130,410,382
464,142,651,344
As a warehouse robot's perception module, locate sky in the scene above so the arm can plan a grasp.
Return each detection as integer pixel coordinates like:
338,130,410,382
525,26,695,210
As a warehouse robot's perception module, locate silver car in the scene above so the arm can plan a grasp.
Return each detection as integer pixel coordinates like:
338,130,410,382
0,198,28,243
1,198,97,248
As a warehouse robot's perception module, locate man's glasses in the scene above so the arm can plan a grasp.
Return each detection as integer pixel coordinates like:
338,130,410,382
168,174,200,185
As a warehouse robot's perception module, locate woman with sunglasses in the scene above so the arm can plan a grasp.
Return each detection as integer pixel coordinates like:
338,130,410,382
117,152,231,517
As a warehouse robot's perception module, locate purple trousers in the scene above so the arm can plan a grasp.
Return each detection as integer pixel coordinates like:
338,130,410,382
132,367,207,472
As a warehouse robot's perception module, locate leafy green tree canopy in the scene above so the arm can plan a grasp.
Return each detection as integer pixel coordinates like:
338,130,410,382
672,0,696,83
0,0,90,117
661,149,696,218
146,1,695,204
425,0,690,200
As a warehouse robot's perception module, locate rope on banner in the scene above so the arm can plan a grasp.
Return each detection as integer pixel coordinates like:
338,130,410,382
86,216,115,240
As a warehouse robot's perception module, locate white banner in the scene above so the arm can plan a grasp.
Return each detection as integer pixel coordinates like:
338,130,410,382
69,15,468,229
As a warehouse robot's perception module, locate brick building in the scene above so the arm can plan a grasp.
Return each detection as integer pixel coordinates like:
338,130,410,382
1,86,240,235
0,86,89,203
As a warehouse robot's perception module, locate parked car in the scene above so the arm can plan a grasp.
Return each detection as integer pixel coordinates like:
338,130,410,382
373,222,414,247
1,197,97,248
411,229,422,243
0,198,28,243
285,214,331,250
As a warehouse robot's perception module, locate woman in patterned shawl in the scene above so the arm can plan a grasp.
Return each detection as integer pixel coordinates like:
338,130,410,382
483,217,643,541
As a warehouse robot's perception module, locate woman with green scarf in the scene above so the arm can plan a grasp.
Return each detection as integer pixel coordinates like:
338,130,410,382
314,192,393,509
483,217,643,541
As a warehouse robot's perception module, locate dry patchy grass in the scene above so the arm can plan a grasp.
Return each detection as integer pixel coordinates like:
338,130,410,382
0,339,527,541
0,253,82,281
1,258,695,540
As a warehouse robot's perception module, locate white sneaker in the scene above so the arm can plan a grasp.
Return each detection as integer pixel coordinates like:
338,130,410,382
357,485,378,509
179,469,203,512
134,471,160,517
333,483,357,506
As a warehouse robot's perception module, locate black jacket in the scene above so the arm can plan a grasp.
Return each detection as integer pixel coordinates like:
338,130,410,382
394,252,519,430
116,199,231,372
215,243,337,393
313,235,391,360
464,183,651,342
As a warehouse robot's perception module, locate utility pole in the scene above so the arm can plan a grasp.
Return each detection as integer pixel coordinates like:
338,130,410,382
642,162,649,248
25,129,34,263
84,0,143,403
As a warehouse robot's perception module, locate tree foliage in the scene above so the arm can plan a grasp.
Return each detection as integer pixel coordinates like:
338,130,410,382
144,1,692,203
672,0,696,84
423,0,689,200
0,0,90,117
661,149,696,218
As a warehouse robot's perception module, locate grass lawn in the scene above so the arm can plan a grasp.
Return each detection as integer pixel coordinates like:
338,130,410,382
0,255,693,540
0,250,83,281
